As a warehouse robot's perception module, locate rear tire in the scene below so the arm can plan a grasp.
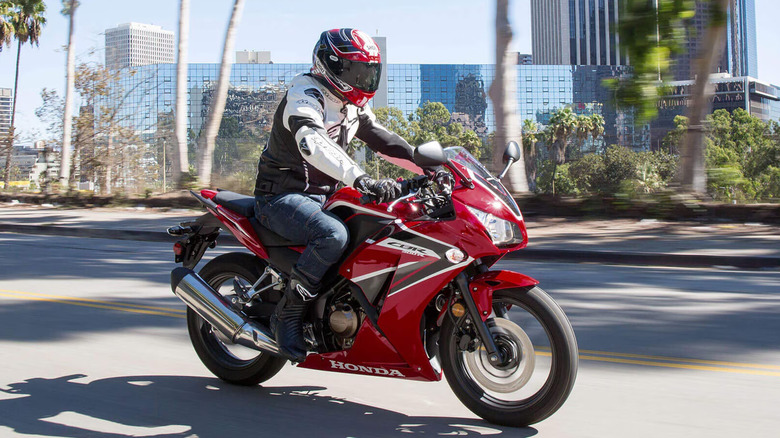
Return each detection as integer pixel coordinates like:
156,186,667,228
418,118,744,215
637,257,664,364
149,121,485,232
186,252,286,386
440,286,578,427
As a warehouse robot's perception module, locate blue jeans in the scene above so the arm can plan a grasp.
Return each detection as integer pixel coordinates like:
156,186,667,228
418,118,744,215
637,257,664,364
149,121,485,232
255,193,349,285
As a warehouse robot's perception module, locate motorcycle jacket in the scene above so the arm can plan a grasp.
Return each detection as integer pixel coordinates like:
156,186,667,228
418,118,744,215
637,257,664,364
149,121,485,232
254,73,415,196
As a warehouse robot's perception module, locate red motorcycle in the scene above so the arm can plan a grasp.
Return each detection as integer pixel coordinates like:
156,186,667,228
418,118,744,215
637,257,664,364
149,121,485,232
169,142,577,427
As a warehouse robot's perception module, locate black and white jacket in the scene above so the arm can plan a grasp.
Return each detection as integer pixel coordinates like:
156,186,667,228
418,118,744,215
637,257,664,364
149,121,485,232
254,74,415,197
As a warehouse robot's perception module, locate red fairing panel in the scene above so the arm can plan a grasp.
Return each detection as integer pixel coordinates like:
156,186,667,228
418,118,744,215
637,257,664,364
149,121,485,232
469,270,540,321
297,319,432,381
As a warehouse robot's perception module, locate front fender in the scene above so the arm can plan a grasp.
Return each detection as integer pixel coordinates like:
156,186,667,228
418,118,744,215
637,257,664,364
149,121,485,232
469,270,540,321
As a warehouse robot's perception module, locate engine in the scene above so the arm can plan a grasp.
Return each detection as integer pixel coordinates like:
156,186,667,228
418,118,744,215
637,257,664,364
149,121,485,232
323,297,363,350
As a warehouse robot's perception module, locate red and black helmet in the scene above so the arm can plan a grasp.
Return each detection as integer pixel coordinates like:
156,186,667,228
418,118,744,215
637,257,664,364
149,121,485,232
311,28,382,107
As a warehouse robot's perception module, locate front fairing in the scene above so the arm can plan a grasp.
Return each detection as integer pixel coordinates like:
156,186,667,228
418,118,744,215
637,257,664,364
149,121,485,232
445,148,527,254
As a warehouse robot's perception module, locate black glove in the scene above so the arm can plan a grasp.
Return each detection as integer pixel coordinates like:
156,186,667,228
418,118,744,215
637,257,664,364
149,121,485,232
354,175,403,204
423,166,455,189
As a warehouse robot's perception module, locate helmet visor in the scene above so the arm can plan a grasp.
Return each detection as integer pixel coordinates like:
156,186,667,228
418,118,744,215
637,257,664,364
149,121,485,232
336,59,382,93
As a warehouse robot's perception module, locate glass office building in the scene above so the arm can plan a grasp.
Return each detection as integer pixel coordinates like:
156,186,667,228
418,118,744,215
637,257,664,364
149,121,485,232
105,62,641,152
652,75,780,148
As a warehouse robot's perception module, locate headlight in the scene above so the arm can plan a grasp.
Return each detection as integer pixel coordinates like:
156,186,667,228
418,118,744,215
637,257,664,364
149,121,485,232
466,206,522,246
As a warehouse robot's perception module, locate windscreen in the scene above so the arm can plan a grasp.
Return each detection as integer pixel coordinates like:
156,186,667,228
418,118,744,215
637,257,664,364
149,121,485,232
444,147,522,217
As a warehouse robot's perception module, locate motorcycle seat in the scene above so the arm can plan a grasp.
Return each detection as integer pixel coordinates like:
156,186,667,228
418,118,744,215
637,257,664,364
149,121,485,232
213,190,256,217
213,190,304,247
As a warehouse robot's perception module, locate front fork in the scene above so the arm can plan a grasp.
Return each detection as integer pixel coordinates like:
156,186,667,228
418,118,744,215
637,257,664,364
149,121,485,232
453,272,505,365
450,263,541,364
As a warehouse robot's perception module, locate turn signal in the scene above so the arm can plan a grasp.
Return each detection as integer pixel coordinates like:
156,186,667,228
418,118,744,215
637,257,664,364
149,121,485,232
451,302,466,318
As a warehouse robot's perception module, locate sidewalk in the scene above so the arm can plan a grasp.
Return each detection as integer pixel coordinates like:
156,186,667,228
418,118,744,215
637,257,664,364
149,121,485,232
1,204,779,269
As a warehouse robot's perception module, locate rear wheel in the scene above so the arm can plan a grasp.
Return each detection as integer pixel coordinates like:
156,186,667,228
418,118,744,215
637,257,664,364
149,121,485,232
186,252,286,386
440,286,578,427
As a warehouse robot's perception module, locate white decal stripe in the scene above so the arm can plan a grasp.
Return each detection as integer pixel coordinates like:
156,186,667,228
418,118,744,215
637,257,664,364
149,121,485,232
396,222,455,250
350,261,418,283
326,201,396,219
387,257,474,297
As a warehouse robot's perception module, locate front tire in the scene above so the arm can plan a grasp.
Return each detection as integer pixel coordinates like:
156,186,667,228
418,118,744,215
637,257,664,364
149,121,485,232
440,286,578,427
186,252,286,386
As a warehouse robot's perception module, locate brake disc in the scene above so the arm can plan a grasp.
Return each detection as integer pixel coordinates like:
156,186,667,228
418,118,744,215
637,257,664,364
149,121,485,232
463,317,535,393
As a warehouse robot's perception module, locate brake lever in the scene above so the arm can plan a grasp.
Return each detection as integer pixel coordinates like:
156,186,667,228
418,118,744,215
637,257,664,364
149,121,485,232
387,189,420,212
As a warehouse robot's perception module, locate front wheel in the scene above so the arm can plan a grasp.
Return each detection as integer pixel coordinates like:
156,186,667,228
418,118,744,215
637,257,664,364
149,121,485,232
440,286,578,427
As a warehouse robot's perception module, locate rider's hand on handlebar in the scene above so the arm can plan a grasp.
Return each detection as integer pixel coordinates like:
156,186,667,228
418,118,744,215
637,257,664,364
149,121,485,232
354,175,402,204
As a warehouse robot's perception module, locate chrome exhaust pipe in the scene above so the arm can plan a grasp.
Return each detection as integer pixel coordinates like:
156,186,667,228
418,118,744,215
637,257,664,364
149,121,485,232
170,267,286,359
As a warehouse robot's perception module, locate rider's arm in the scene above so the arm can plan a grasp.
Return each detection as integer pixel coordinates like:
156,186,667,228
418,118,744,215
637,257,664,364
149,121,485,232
354,106,422,174
283,87,366,186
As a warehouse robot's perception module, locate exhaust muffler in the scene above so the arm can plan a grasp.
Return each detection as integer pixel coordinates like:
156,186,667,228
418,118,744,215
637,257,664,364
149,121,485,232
170,267,286,359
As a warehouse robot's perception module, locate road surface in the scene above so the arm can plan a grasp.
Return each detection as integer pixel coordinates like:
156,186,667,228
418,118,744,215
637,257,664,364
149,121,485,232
0,232,778,437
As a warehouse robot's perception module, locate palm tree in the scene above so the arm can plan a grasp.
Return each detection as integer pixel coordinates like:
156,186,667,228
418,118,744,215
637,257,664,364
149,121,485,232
3,0,46,189
521,119,539,190
589,114,605,152
173,0,190,188
574,114,592,155
0,1,15,49
197,0,245,188
488,0,528,193
59,0,77,190
545,107,577,196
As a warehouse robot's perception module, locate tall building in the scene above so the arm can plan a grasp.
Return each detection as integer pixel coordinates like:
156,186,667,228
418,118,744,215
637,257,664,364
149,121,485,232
104,63,642,152
670,0,758,80
732,0,758,78
531,0,624,66
0,88,11,138
105,23,175,70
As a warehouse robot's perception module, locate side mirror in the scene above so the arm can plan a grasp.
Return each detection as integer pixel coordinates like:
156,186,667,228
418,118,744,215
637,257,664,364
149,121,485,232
499,141,521,179
503,141,521,164
414,141,448,167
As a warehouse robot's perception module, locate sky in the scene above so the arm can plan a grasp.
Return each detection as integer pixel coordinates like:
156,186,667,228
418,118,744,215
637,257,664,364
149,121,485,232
1,0,779,138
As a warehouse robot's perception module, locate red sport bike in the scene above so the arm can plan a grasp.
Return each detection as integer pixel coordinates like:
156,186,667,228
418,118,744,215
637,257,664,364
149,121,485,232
169,142,577,427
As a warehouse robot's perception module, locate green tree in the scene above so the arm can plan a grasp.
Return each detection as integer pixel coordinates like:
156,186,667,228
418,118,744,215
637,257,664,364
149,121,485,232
2,0,46,189
606,0,694,121
545,107,577,195
662,115,688,154
610,0,733,194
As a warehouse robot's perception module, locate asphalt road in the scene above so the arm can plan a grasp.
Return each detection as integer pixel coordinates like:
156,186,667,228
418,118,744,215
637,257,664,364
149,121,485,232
0,233,778,438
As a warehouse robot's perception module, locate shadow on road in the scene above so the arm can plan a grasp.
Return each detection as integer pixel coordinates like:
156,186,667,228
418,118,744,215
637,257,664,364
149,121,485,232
0,298,184,343
0,374,536,437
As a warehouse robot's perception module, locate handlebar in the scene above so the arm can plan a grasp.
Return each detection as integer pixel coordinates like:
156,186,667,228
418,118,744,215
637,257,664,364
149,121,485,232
359,173,447,208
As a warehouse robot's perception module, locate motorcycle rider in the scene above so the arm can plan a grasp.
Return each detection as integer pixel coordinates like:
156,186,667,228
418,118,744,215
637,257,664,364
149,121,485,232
254,28,422,361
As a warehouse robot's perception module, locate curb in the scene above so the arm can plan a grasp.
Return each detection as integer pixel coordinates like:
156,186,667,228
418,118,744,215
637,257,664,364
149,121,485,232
505,249,780,270
2,222,778,270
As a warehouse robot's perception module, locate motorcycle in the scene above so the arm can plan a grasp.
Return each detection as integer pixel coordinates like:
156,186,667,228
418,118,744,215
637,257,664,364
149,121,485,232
168,141,577,427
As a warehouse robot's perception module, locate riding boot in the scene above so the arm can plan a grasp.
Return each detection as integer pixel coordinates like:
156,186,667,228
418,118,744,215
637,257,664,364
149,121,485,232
270,268,320,362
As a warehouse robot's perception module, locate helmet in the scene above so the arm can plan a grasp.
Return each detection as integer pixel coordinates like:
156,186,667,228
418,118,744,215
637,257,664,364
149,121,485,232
311,28,382,107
